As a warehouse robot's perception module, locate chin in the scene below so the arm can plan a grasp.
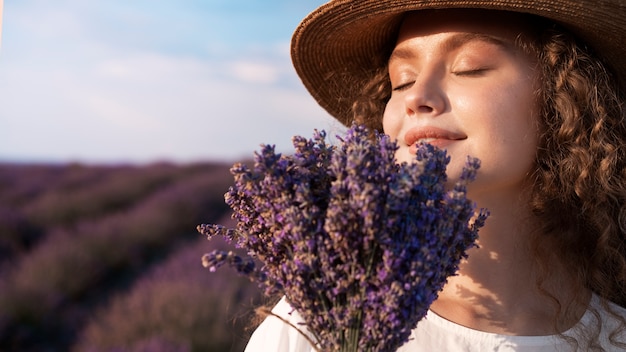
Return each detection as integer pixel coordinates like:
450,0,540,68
394,150,414,164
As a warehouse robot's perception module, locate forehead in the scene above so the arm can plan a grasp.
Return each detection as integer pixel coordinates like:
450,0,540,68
396,9,537,44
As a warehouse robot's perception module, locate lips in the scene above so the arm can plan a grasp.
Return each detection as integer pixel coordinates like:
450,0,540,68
404,126,466,151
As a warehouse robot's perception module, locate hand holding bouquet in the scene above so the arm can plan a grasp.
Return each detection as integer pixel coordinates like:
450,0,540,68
199,124,488,352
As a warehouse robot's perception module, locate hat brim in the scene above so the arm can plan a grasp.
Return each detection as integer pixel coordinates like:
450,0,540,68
291,0,626,125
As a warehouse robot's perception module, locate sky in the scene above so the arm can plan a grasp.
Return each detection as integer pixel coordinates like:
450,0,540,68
0,0,347,164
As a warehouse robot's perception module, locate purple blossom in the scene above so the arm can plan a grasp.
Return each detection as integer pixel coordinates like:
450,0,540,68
199,124,488,352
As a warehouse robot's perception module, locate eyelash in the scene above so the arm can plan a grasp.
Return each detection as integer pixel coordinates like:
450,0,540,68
391,67,491,91
392,82,414,91
453,68,489,76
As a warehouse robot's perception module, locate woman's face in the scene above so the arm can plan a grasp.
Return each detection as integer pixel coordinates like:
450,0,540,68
383,10,540,197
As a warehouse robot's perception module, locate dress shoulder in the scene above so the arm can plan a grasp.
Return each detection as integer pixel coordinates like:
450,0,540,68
244,297,316,352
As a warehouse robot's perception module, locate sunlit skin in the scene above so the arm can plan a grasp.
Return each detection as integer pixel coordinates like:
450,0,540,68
383,11,539,199
383,9,590,335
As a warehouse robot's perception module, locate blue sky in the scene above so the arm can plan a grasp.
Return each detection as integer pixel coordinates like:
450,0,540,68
0,0,346,164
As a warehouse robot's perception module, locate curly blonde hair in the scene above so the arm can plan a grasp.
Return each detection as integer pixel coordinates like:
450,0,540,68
351,17,626,350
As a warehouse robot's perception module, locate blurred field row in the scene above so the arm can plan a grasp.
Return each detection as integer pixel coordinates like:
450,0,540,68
0,162,263,351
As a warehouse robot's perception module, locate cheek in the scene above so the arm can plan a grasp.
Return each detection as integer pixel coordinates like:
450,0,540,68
470,75,539,144
479,102,539,168
495,87,540,147
383,101,416,163
382,100,402,140
474,108,539,189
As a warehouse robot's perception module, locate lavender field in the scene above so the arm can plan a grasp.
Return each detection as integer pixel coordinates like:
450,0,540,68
0,162,263,351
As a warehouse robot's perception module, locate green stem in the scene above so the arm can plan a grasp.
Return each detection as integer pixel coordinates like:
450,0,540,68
342,243,380,352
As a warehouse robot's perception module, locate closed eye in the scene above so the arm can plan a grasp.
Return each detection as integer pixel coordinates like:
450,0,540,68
453,68,490,77
392,81,415,91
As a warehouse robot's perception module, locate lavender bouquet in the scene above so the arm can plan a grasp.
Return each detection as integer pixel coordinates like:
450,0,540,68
198,124,487,352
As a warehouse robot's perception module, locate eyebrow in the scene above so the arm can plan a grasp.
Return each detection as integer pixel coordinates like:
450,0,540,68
388,32,514,63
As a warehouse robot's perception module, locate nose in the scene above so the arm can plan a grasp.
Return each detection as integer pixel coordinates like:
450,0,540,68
404,71,445,117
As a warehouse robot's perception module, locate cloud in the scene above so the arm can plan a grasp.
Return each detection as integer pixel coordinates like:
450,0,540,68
0,0,339,164
0,40,338,163
228,60,280,84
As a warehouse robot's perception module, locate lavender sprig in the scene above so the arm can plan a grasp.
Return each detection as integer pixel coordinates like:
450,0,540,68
199,124,488,352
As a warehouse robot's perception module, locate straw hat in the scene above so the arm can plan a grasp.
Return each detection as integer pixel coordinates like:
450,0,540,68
291,0,626,125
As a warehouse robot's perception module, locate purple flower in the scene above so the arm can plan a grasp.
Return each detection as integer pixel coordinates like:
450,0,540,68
199,124,488,351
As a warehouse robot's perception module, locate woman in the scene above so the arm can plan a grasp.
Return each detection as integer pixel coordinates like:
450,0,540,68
246,0,626,350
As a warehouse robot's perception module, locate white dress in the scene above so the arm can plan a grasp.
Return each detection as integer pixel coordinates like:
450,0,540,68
244,295,626,351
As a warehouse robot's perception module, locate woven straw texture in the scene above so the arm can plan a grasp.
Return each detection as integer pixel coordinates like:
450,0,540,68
291,0,626,124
